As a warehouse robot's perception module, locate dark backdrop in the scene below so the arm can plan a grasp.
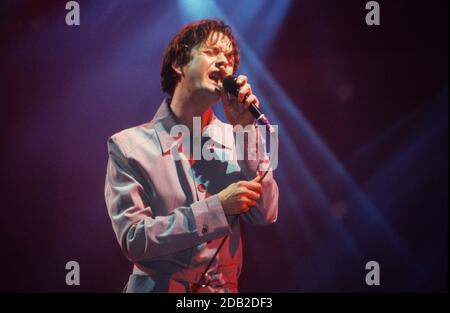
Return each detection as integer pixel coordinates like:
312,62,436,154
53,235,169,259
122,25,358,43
0,0,447,292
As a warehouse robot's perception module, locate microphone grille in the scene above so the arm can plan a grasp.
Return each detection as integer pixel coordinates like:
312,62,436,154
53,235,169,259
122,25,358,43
222,75,239,97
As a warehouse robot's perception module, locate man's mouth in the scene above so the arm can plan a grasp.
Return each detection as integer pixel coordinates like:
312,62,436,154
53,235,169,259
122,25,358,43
208,71,223,85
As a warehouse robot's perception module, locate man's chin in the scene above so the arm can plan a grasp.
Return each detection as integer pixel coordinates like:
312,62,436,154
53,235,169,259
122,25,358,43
196,83,222,102
214,86,223,96
193,88,220,108
205,84,222,99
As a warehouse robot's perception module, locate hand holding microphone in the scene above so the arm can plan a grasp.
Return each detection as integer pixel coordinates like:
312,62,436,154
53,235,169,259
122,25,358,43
222,75,275,133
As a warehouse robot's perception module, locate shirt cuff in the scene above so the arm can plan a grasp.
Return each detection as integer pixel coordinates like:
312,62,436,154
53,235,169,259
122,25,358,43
191,195,230,237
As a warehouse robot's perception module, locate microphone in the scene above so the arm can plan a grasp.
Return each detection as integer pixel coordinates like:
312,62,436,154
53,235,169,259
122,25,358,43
222,75,275,133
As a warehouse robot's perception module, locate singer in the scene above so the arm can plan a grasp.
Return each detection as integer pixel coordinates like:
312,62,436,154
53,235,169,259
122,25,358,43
104,19,279,293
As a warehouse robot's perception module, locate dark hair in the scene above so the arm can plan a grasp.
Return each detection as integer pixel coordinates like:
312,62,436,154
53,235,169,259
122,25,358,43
160,19,240,96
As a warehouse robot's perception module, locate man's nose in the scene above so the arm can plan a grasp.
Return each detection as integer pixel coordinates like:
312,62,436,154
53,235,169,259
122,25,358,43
216,59,232,79
215,52,229,69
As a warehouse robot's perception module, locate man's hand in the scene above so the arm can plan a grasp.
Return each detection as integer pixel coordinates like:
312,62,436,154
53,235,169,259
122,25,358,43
217,176,262,215
222,75,260,127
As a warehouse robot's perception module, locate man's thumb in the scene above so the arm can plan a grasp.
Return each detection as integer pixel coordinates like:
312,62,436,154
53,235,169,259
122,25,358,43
252,175,261,183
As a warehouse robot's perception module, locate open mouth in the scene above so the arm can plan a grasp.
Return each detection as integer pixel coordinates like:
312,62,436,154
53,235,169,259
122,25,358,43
208,71,223,85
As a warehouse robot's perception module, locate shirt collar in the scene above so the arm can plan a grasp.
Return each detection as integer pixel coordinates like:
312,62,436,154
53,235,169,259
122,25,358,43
153,98,234,154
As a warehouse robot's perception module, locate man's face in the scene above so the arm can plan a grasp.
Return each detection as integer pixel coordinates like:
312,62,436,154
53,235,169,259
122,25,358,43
179,31,235,100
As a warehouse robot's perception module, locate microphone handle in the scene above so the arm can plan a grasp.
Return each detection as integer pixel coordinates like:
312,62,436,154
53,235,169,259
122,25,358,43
247,101,263,118
244,96,274,133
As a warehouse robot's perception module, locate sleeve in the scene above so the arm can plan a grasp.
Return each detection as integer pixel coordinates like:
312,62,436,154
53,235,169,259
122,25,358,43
104,136,231,263
234,125,279,226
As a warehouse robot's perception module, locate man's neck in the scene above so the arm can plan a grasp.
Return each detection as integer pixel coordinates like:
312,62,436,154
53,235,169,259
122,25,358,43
170,87,215,132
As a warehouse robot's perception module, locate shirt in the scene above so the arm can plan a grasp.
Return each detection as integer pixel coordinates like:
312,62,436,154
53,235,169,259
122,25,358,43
104,99,279,293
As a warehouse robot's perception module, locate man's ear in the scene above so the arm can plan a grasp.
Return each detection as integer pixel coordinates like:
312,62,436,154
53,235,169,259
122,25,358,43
171,62,183,76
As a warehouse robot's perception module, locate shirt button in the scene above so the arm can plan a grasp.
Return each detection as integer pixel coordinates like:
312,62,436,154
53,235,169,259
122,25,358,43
201,224,209,234
197,183,206,193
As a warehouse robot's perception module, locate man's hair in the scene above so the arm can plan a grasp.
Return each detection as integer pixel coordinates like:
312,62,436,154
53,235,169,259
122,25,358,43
160,19,240,96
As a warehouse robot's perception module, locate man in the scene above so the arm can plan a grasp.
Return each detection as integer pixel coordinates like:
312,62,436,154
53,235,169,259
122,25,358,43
104,19,278,293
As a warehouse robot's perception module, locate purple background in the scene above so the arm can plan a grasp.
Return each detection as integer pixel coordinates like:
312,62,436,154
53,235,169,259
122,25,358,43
0,0,447,292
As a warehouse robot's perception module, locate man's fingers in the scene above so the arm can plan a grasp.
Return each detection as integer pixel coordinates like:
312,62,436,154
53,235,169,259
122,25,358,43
245,198,257,208
244,94,258,109
238,180,262,192
238,83,252,104
242,189,260,201
236,75,248,86
240,197,256,209
252,175,261,183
